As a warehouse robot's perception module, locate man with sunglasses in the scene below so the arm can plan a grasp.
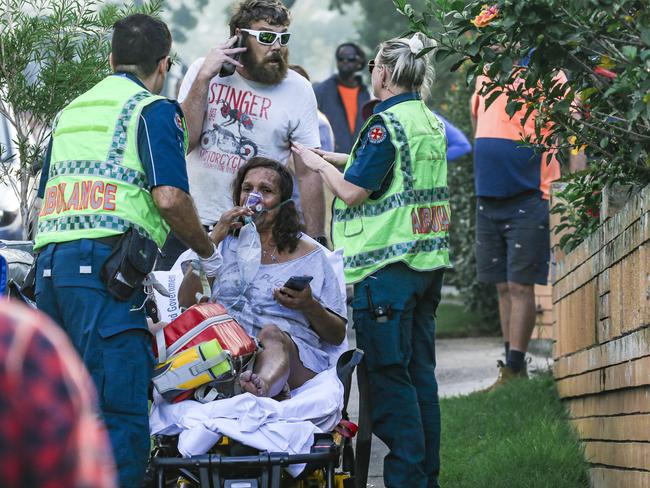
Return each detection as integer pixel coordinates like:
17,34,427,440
177,0,326,250
313,42,371,154
35,14,219,487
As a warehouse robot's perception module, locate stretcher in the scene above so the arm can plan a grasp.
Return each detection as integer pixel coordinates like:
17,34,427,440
147,348,371,488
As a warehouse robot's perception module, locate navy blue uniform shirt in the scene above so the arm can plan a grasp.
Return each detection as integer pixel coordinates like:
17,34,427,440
344,92,420,199
39,72,188,197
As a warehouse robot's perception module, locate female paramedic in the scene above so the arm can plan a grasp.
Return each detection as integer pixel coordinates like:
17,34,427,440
292,33,450,488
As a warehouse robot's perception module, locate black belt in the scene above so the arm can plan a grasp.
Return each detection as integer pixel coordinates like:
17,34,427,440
478,189,539,202
94,235,123,248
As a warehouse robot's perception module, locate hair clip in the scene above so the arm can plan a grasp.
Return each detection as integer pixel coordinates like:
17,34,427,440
408,34,424,55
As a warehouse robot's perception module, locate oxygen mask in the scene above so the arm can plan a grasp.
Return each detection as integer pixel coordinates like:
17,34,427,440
243,191,264,224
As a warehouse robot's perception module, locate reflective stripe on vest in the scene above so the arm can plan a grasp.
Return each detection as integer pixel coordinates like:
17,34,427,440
38,214,148,236
48,160,147,187
334,187,449,221
35,77,172,249
332,99,451,284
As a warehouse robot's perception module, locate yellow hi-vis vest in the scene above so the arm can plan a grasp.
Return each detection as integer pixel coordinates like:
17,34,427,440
35,75,185,250
332,99,451,284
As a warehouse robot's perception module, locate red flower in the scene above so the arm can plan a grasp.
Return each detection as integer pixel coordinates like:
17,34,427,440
472,4,499,27
593,66,617,80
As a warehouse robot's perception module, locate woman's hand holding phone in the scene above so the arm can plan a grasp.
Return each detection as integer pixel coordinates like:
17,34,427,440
273,276,315,310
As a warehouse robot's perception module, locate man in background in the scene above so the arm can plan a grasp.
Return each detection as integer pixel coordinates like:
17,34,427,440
176,0,327,253
314,42,371,154
471,67,567,388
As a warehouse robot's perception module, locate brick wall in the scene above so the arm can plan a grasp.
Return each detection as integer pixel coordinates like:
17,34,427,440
552,184,650,487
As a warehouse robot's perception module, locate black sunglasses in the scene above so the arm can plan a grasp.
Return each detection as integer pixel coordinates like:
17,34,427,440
367,60,375,74
156,55,173,72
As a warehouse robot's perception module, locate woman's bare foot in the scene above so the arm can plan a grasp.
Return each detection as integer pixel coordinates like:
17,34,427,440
239,370,269,397
272,382,291,401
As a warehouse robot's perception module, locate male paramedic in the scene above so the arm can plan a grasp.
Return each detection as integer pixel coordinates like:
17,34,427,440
34,14,225,487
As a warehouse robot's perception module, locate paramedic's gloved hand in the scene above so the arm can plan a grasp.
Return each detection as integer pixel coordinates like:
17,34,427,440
273,284,316,311
210,206,254,245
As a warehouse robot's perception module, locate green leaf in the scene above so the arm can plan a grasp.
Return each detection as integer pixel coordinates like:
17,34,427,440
640,27,650,46
622,45,638,60
599,136,609,149
505,99,522,117
484,89,502,109
449,57,468,72
580,87,598,101
501,56,513,73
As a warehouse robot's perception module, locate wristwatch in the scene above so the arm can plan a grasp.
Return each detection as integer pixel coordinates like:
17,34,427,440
314,235,329,248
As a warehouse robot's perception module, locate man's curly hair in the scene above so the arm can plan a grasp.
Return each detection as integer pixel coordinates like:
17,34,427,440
229,0,291,35
231,157,303,253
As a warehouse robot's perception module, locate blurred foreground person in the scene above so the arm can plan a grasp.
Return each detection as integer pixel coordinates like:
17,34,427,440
293,33,450,488
0,299,116,488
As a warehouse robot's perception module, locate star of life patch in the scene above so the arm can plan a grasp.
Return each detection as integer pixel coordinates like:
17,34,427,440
174,112,184,132
367,124,387,144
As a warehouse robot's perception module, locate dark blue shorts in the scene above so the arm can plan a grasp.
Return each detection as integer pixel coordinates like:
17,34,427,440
475,192,550,285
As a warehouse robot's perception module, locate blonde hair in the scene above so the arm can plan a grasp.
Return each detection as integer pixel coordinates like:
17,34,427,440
377,32,435,96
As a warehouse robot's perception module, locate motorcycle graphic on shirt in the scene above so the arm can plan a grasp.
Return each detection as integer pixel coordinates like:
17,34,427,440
200,100,259,159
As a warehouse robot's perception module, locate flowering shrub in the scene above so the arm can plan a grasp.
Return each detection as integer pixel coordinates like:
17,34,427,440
471,4,499,28
395,0,650,251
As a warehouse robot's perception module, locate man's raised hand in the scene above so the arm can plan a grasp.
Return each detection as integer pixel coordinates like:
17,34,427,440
197,36,246,81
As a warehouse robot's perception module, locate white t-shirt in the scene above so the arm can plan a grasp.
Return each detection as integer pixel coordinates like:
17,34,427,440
178,61,320,225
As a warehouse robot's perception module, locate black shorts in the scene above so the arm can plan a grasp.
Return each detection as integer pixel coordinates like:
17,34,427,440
475,192,550,285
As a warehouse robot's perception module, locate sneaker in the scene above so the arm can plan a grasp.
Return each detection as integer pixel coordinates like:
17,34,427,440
484,359,528,392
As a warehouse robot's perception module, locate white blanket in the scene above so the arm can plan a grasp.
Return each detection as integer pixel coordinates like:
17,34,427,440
149,367,344,477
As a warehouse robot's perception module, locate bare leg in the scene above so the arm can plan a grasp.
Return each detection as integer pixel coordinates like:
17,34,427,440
240,325,316,398
507,282,536,353
496,282,510,343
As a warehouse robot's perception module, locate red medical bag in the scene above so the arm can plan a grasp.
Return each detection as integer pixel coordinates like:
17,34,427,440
152,303,258,402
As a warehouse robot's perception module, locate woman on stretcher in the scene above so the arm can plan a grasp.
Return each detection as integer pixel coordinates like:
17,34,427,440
178,157,347,399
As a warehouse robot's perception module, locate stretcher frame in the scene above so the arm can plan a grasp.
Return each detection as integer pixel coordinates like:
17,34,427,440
148,348,371,488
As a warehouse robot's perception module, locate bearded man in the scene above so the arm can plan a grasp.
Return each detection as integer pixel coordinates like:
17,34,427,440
160,0,324,268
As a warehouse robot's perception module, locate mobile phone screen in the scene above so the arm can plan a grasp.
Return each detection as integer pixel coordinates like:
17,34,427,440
283,275,313,291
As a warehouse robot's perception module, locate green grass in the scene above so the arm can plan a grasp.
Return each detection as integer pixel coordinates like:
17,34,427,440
436,302,498,338
439,374,590,488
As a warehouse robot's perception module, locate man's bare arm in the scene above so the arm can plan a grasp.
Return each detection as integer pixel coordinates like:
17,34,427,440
181,76,211,154
152,185,213,258
293,151,325,237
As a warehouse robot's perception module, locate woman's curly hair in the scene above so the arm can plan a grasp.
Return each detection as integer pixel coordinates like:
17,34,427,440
231,157,303,253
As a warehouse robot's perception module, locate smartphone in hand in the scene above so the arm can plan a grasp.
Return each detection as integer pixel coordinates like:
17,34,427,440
283,275,313,291
219,35,245,77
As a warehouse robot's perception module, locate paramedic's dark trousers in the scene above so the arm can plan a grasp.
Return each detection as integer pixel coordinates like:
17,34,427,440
35,239,154,488
353,262,443,488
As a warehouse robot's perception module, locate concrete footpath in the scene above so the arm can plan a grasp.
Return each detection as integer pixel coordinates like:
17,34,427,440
344,334,551,488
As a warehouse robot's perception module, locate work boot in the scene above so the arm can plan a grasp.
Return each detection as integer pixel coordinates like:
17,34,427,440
484,359,528,392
